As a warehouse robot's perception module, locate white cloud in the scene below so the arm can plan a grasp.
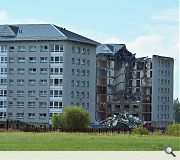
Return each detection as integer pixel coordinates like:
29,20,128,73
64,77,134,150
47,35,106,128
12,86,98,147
9,18,47,24
102,37,122,44
0,10,47,24
0,11,8,21
150,8,179,21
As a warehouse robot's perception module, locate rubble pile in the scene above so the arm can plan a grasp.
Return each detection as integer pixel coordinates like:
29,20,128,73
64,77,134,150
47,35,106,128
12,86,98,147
94,113,146,129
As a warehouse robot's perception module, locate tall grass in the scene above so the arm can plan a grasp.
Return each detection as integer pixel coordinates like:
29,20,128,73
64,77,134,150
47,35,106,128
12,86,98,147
0,132,179,151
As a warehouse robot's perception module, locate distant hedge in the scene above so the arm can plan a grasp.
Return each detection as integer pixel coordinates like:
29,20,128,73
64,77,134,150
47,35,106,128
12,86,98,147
132,125,149,135
164,124,180,136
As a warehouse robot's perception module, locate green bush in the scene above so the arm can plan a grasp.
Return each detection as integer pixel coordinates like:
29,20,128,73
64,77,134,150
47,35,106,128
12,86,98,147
165,124,180,136
52,106,90,131
132,125,149,135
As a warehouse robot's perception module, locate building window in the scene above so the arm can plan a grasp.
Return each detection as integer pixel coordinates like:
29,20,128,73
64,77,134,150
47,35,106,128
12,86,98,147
40,57,48,63
0,101,6,108
8,90,14,97
50,68,63,75
9,46,14,52
133,105,138,108
49,101,62,109
157,114,159,119
0,90,7,97
28,90,35,97
82,48,86,54
17,68,25,74
136,80,140,87
50,78,63,86
137,62,144,70
9,68,14,74
17,90,24,97
28,79,36,86
161,70,164,76
115,105,121,108
76,91,79,98
76,47,80,54
71,80,74,87
18,46,25,52
29,46,36,52
9,79,14,86
39,91,47,97
28,102,35,108
72,58,75,64
76,58,80,65
124,105,129,108
8,101,13,108
50,56,63,63
87,49,90,55
50,44,63,52
87,81,89,87
39,113,46,119
75,80,80,87
71,91,74,98
17,79,25,86
17,102,24,108
50,90,62,97
72,69,75,75
0,45,7,52
39,102,47,108
81,59,85,65
81,81,85,87
0,68,7,75
81,70,85,76
87,70,90,77
28,113,35,119
76,69,80,76
40,68,48,74
40,46,48,52
87,60,90,66
0,78,7,85
9,57,14,63
8,112,13,119
136,88,140,94
86,92,89,98
72,47,75,53
17,113,24,119
0,57,7,63
150,71,152,78
18,57,25,63
29,57,36,63
29,68,36,74
40,79,47,86
136,72,140,79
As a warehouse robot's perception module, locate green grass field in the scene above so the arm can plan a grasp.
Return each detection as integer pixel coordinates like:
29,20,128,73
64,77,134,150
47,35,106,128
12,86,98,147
0,132,179,151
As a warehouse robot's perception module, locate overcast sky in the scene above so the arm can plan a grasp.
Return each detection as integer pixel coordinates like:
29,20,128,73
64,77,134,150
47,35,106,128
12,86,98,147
0,0,179,99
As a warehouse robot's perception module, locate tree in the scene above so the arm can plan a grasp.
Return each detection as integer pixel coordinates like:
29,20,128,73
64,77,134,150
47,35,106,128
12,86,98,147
52,114,60,129
174,99,180,123
52,106,90,131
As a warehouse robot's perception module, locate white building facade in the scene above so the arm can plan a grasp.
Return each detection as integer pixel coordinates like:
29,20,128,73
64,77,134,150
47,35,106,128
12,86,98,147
0,24,98,127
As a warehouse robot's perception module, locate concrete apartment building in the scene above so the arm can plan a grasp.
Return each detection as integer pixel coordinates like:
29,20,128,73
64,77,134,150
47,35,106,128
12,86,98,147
96,44,174,127
0,24,98,127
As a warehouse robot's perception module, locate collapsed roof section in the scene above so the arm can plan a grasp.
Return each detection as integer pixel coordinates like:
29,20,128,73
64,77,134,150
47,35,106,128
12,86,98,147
96,44,125,56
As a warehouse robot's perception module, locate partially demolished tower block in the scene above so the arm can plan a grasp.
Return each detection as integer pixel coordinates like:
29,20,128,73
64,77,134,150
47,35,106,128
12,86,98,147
130,57,152,122
96,44,136,121
96,44,174,128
